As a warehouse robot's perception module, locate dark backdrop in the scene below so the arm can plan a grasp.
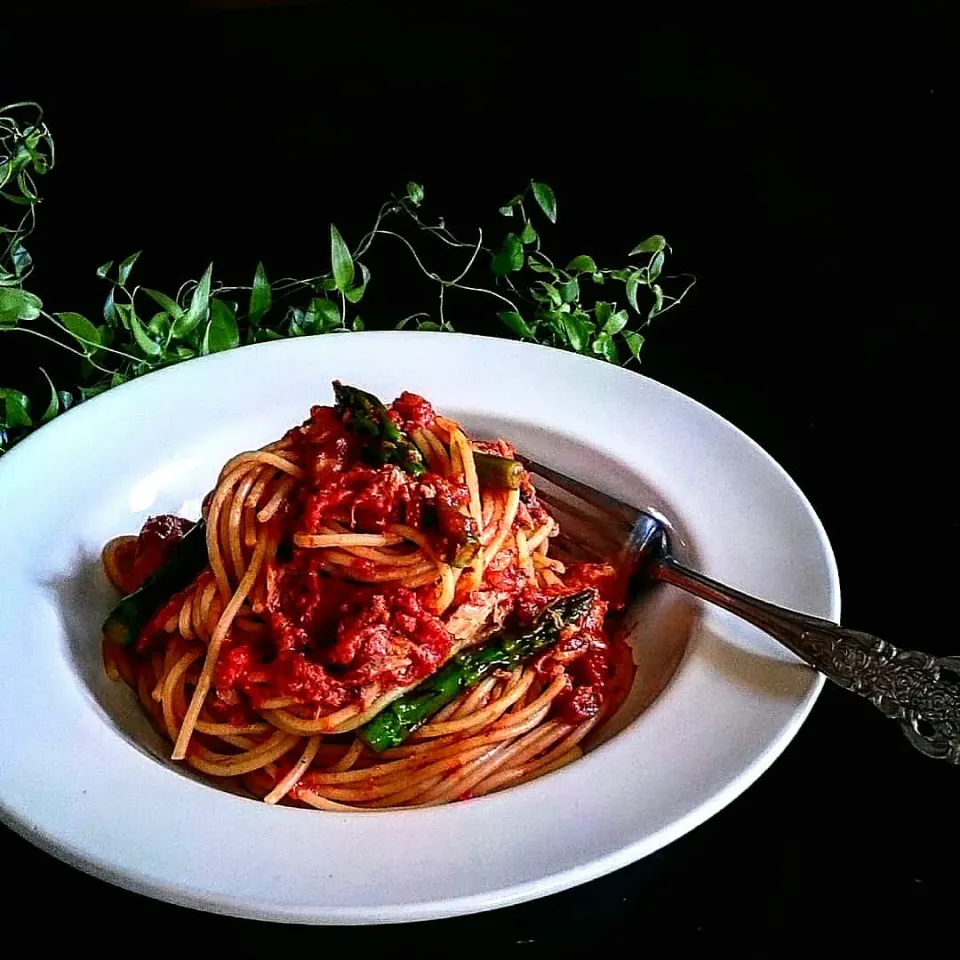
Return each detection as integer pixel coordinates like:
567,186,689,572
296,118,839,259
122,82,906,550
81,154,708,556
1,5,954,951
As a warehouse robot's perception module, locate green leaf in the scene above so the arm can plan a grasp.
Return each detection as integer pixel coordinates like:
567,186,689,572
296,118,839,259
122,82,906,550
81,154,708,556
344,263,370,304
630,235,665,256
648,284,664,320
520,221,537,244
147,312,171,338
174,263,213,337
56,312,102,355
307,297,341,331
143,288,184,321
609,268,633,282
531,182,557,223
96,260,114,279
648,250,664,282
0,287,42,324
79,383,109,402
406,182,424,205
315,276,338,291
205,298,239,353
625,271,646,313
352,315,365,331
248,262,271,325
560,312,591,352
533,281,561,306
558,277,579,304
592,332,619,363
59,390,74,412
11,242,31,277
39,369,59,423
123,304,161,357
0,388,32,427
117,251,141,286
498,205,514,217
491,233,524,275
288,307,307,337
623,331,645,359
595,301,613,328
16,171,38,201
418,321,442,332
566,255,597,274
538,308,565,338
498,310,535,339
604,309,629,335
330,224,355,293
527,258,555,274
591,272,606,285
103,286,118,326
0,190,33,206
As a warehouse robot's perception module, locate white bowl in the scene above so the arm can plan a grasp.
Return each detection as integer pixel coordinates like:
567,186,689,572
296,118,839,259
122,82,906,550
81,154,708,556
0,332,839,923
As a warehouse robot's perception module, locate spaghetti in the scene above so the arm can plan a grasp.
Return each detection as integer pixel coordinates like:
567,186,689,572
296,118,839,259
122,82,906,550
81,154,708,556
102,384,635,809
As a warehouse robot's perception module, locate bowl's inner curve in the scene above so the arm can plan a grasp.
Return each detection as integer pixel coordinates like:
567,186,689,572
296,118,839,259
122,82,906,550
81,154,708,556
56,414,701,801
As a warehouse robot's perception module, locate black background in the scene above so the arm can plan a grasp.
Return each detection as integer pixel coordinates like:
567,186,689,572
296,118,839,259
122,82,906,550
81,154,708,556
1,4,955,952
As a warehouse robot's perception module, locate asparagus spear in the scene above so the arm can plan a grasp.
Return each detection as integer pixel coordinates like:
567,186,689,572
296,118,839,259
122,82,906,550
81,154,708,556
359,589,594,752
450,529,480,567
473,451,524,489
102,521,209,647
333,381,426,477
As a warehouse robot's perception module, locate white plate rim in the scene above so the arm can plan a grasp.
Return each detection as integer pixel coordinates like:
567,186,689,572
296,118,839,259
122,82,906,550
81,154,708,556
0,331,839,923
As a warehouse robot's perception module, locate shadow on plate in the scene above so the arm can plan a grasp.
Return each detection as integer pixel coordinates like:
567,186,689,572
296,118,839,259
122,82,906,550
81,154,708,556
44,552,223,793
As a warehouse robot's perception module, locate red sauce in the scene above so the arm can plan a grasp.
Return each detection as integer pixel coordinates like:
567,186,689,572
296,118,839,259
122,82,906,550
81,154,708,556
390,391,437,431
213,566,452,713
291,398,477,563
127,392,634,730
519,563,633,725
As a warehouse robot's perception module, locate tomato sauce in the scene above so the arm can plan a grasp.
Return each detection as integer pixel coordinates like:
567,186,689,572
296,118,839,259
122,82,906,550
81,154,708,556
390,391,437,431
123,392,634,730
518,563,634,725
211,569,453,715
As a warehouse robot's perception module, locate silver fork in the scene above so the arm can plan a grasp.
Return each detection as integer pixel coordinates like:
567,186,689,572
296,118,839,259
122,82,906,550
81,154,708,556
519,455,960,763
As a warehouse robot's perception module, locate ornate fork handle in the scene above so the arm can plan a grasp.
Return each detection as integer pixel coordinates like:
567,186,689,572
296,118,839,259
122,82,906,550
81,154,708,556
653,556,960,762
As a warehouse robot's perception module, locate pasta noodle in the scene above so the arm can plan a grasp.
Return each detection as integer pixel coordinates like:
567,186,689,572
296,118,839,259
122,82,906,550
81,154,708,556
101,384,634,808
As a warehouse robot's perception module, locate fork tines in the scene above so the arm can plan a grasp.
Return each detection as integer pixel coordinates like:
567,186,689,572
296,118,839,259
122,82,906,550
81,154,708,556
519,456,639,564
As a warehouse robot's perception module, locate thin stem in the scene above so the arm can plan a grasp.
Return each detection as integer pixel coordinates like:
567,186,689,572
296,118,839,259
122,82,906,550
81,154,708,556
400,203,490,253
0,101,45,117
376,230,444,282
397,312,429,330
378,227,519,314
176,278,195,305
1,204,35,266
352,200,398,260
449,229,484,286
42,311,141,368
0,326,96,365
502,275,534,305
450,282,521,314
651,276,696,318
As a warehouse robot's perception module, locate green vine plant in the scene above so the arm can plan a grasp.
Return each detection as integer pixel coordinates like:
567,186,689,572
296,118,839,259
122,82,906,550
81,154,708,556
0,101,695,455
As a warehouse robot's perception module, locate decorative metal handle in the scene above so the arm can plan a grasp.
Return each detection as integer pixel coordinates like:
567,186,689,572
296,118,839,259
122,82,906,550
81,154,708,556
653,556,960,762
